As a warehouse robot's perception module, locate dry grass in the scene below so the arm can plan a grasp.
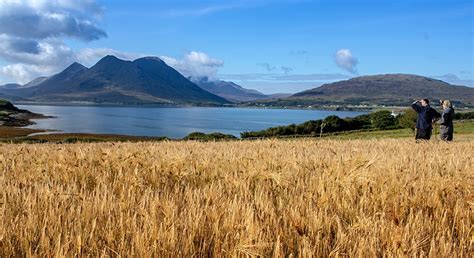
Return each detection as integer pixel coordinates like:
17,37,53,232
0,126,44,138
0,139,473,256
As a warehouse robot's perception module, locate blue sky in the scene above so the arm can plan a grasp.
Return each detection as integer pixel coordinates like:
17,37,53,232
0,0,472,93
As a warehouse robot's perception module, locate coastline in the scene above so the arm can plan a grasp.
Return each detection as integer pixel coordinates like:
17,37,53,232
2,119,473,143
3,102,473,143
13,100,399,112
14,100,474,112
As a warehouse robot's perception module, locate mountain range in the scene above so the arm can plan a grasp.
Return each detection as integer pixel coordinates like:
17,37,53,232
0,56,232,105
1,57,473,107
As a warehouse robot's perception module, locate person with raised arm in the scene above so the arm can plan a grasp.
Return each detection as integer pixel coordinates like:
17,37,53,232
411,98,441,141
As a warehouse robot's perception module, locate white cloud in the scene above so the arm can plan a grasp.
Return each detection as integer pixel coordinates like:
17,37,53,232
335,49,358,74
1,64,40,84
0,36,78,83
0,0,107,84
161,51,224,79
0,36,75,65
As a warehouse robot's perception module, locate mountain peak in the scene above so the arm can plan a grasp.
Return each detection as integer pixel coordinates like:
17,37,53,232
63,62,87,74
92,55,133,72
68,62,86,68
96,55,125,64
103,55,120,60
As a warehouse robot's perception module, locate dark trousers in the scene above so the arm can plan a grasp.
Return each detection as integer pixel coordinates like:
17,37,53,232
415,128,432,140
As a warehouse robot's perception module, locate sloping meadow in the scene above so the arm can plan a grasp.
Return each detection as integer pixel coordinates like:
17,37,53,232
0,139,472,256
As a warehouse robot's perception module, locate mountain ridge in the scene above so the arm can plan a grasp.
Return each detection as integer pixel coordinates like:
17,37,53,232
290,74,474,107
0,56,229,105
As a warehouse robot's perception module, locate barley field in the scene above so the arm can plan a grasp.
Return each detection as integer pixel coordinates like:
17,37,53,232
0,139,473,256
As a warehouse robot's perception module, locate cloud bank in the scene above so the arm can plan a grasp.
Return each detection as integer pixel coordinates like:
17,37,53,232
0,0,108,84
0,0,106,41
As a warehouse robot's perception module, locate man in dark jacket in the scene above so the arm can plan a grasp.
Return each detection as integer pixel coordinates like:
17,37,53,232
411,98,441,140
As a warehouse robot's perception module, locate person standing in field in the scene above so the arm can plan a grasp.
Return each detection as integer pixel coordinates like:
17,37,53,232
439,100,455,141
411,98,441,141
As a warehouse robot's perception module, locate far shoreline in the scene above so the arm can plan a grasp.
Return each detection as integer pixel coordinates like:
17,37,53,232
15,101,474,113
14,101,414,112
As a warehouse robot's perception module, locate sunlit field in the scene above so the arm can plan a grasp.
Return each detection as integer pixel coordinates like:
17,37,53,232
1,139,472,256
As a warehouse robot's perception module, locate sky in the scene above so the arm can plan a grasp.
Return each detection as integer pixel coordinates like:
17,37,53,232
0,0,472,93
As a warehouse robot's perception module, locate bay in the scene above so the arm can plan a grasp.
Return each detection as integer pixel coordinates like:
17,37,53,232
19,105,366,138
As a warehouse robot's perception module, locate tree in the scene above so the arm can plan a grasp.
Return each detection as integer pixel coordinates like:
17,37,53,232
371,110,397,129
397,108,418,130
322,115,349,132
346,114,372,130
454,111,474,120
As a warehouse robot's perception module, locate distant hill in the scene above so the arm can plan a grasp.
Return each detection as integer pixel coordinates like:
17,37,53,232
0,77,48,90
290,74,474,107
1,56,229,105
192,77,268,102
22,77,49,88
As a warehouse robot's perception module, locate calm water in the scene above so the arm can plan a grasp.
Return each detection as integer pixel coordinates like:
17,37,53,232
19,105,365,138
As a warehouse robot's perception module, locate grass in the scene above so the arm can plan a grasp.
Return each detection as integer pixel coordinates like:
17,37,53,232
2,120,473,143
0,127,168,143
0,139,472,256
326,119,474,141
25,133,168,143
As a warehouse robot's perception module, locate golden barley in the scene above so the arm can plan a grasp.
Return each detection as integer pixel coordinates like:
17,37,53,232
0,139,472,256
